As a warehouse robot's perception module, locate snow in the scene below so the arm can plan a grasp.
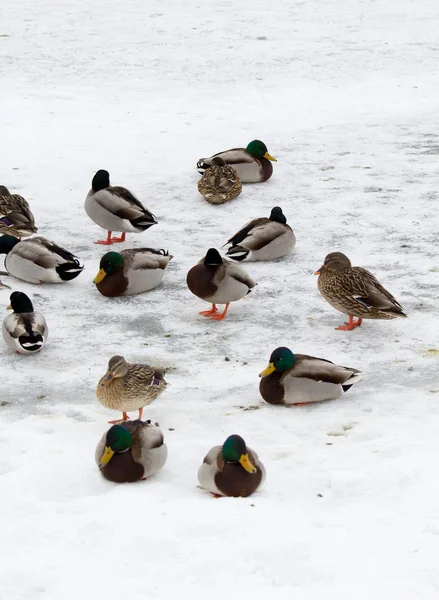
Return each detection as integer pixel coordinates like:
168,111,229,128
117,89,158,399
1,0,439,597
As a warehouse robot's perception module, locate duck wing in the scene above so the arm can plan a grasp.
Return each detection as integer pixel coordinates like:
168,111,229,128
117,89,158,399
124,248,172,271
0,194,37,232
16,238,80,269
348,267,405,313
93,186,157,226
224,259,257,289
285,354,361,385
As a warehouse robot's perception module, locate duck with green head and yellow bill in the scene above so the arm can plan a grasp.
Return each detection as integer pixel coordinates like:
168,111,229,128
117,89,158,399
198,434,266,497
93,247,172,297
315,252,407,331
259,347,362,406
197,140,277,183
95,420,168,483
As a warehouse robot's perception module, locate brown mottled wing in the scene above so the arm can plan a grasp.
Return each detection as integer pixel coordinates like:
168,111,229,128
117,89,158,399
285,354,359,385
350,267,404,312
224,260,257,289
0,194,37,231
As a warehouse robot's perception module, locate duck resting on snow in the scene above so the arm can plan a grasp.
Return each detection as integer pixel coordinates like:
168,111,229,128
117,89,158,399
0,234,84,284
224,206,295,261
0,185,38,238
197,157,242,205
315,252,407,331
198,434,266,498
95,420,168,483
85,169,157,245
186,248,256,320
259,347,362,405
197,140,277,183
2,291,48,355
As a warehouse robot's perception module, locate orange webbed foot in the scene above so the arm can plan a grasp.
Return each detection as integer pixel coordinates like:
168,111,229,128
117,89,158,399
210,303,230,321
336,316,362,331
108,412,130,424
199,304,218,317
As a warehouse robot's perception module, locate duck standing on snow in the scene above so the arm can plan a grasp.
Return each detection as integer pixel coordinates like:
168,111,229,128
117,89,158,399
259,347,362,406
197,140,277,183
97,355,168,423
2,291,48,354
224,206,296,262
0,185,38,238
95,420,168,483
186,248,257,320
197,157,242,205
0,234,84,284
315,252,407,331
85,169,157,245
198,434,266,498
93,248,172,297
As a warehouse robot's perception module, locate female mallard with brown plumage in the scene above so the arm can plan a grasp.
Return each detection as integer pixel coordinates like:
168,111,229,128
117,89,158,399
95,420,168,483
198,434,265,498
315,252,407,331
186,248,256,320
197,158,242,205
197,140,277,183
224,206,296,262
259,347,362,406
97,355,167,423
93,248,172,297
0,186,38,238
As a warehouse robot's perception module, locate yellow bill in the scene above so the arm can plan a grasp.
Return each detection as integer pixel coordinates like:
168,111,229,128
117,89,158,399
93,269,107,284
259,362,275,377
6,304,12,310
99,446,115,468
264,152,277,162
239,453,257,474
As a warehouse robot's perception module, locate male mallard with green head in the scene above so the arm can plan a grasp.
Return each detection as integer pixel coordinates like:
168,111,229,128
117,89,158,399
93,248,172,297
85,169,157,245
97,355,167,423
315,252,407,331
197,140,277,183
259,347,362,406
198,434,265,497
95,420,168,483
186,248,256,320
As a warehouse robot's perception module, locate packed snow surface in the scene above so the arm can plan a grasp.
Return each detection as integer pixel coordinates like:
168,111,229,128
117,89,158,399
1,0,439,598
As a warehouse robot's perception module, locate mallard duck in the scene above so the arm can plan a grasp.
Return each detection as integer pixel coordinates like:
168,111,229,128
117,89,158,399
198,434,266,498
197,140,277,183
0,186,38,238
85,169,157,245
197,157,242,205
95,420,168,483
2,291,48,354
0,234,84,284
186,248,256,320
315,252,407,331
224,206,296,262
97,355,167,423
93,248,172,297
259,347,362,406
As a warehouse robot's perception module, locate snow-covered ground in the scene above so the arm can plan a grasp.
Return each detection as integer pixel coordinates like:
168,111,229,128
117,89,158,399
1,0,439,597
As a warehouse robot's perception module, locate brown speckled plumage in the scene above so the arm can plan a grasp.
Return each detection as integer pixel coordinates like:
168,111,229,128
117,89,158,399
0,187,38,238
97,356,167,414
316,252,406,321
197,158,242,205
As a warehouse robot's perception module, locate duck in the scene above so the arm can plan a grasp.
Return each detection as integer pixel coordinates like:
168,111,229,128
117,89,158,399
259,347,362,405
0,185,38,238
85,169,157,245
315,252,407,331
186,248,257,320
197,140,277,183
2,291,48,355
224,206,296,262
93,248,172,297
95,420,168,483
197,157,242,205
0,234,84,284
96,355,168,423
198,434,266,498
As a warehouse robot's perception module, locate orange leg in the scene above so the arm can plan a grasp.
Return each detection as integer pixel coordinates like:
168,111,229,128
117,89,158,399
336,316,363,331
295,402,312,406
199,304,219,317
108,411,130,424
211,303,230,321
138,407,143,420
94,231,126,245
